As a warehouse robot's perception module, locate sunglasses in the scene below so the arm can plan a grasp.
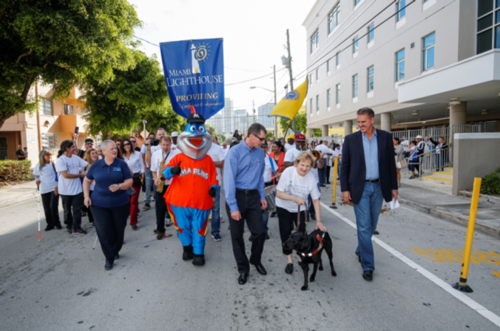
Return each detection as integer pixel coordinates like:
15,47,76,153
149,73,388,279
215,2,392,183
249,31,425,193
130,141,136,143
123,143,131,146
252,134,265,142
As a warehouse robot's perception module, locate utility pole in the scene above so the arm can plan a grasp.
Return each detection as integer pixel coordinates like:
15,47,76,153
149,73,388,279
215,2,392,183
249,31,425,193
252,100,256,124
285,29,296,133
273,64,278,137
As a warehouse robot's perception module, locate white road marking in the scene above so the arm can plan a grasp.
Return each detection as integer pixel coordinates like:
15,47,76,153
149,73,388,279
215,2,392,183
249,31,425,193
321,202,500,328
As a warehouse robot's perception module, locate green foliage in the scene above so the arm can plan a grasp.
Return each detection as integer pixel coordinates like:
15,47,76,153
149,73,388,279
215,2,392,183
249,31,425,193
481,168,500,195
0,160,32,182
279,112,308,135
84,50,182,137
0,0,141,127
266,131,275,140
312,129,323,137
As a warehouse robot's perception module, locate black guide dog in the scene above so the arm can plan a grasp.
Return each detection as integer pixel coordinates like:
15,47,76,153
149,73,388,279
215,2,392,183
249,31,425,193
283,229,337,291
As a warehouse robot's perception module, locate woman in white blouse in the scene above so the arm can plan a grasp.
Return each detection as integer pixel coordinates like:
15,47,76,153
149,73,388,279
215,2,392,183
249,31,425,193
121,138,145,230
33,150,61,231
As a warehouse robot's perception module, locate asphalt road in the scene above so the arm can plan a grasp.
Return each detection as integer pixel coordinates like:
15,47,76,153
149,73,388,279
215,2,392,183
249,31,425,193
1,187,499,331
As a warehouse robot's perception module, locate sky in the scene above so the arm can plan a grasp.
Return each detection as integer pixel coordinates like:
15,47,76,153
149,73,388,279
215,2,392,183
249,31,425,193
128,0,316,115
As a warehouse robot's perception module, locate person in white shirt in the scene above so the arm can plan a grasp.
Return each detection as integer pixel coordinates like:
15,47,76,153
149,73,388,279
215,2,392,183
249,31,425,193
141,132,156,209
401,136,410,152
276,151,327,275
284,133,307,169
33,150,61,231
206,130,225,242
221,141,228,156
284,135,296,152
171,131,179,150
122,138,145,230
314,140,331,187
150,136,181,239
55,140,88,234
143,129,166,209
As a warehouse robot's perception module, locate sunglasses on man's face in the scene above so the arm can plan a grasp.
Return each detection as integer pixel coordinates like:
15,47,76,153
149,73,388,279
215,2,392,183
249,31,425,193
252,134,265,142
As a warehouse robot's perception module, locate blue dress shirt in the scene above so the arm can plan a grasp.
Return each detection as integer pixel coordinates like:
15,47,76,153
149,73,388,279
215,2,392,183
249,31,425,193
362,130,379,180
223,141,265,212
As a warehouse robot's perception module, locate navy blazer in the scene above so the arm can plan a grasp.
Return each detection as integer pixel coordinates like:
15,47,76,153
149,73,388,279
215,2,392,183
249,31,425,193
340,129,398,204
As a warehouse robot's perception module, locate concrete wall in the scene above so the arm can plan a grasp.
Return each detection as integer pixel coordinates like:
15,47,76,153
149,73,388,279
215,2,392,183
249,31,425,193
452,133,500,194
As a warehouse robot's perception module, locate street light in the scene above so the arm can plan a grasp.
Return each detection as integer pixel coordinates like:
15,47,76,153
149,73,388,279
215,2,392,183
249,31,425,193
249,85,278,136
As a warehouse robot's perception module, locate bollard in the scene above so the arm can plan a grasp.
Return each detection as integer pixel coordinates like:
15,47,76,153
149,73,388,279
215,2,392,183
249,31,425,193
330,157,338,209
452,177,482,293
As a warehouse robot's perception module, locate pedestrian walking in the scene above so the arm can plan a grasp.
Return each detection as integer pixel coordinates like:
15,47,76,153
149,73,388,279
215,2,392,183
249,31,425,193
33,150,61,231
276,151,326,275
55,140,88,234
83,140,132,271
206,130,225,242
151,136,180,239
340,107,398,281
224,123,268,285
314,140,330,187
122,138,145,230
284,133,307,169
82,148,99,225
141,132,156,210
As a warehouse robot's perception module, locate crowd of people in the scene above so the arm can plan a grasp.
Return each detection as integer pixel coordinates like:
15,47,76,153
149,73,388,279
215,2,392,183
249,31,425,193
32,107,402,283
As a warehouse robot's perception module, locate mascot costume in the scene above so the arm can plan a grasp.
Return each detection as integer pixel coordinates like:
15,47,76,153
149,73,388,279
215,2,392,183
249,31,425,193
162,106,218,266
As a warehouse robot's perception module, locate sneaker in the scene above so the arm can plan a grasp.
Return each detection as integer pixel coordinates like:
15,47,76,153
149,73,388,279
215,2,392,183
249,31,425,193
73,228,87,234
150,196,155,202
66,227,72,234
143,203,151,210
409,176,415,179
212,233,222,242
131,225,138,230
165,219,173,227
156,231,165,240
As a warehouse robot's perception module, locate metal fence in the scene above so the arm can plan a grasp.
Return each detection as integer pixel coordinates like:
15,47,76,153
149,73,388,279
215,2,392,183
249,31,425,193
400,147,451,179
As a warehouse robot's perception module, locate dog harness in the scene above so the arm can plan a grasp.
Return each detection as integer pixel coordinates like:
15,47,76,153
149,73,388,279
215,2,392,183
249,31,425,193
298,233,326,257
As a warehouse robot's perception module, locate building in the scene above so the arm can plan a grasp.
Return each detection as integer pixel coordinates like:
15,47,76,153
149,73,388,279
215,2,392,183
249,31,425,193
233,109,249,134
0,82,91,165
222,98,234,134
303,0,500,138
257,102,276,132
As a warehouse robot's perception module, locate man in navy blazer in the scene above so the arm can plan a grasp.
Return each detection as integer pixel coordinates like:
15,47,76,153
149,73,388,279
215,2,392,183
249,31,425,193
340,107,398,281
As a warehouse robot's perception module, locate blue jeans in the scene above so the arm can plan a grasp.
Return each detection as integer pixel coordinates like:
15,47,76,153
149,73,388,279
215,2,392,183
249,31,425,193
211,186,221,236
353,182,384,272
318,166,326,185
144,169,153,204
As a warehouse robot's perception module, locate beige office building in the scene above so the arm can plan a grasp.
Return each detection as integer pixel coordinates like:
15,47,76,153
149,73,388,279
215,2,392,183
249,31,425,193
303,0,500,137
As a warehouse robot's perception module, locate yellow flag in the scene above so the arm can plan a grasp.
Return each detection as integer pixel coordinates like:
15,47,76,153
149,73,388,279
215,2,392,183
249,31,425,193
269,78,308,121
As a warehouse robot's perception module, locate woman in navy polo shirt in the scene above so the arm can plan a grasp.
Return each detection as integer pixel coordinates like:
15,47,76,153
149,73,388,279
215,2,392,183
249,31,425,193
83,140,132,271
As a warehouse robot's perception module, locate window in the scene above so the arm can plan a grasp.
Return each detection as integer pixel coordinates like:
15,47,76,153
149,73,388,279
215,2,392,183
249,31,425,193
327,59,331,73
316,95,320,112
63,104,74,115
396,0,406,21
353,37,359,53
352,74,358,98
328,4,340,34
336,52,341,66
310,98,313,114
315,68,319,82
40,98,53,116
327,89,331,108
477,0,500,54
367,23,375,43
367,66,374,92
309,73,313,85
336,84,341,105
41,133,56,149
310,29,319,53
396,49,405,81
354,0,362,6
423,33,435,71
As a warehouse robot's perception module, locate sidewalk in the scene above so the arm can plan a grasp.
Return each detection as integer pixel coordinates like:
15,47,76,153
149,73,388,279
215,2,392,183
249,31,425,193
0,181,38,208
398,177,500,237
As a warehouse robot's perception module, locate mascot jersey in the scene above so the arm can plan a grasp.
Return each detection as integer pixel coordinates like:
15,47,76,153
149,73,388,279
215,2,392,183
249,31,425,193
164,153,218,210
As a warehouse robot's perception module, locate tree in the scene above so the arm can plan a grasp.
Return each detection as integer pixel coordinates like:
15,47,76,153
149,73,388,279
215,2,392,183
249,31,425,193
0,0,140,127
83,50,182,137
279,112,307,135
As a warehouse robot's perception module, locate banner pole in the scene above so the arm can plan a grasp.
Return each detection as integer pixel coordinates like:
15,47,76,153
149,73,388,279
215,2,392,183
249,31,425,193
452,177,482,293
330,157,338,209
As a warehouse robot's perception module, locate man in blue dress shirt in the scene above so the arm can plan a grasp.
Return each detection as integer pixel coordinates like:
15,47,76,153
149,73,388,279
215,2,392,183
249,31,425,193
340,108,398,282
224,123,268,285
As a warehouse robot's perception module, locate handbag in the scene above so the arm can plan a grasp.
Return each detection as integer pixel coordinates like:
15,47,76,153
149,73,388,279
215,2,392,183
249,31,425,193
400,158,407,168
265,157,277,212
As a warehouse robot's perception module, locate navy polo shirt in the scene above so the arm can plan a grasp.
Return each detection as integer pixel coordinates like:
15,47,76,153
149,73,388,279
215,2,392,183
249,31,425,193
86,158,132,208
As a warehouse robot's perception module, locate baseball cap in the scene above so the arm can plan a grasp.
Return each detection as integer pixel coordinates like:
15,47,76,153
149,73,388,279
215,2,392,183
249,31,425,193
295,133,306,141
416,135,423,139
171,132,178,137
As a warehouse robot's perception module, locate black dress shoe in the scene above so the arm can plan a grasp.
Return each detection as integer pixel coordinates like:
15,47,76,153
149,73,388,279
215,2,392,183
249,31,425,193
182,245,194,261
115,253,120,260
252,263,267,275
238,273,248,285
363,270,373,281
105,261,113,271
285,263,293,274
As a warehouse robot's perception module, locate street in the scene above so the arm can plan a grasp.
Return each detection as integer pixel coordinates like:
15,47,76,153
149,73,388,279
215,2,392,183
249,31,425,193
1,188,500,331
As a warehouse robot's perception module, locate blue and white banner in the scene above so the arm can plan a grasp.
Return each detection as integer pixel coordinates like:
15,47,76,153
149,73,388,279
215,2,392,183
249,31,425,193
160,38,224,120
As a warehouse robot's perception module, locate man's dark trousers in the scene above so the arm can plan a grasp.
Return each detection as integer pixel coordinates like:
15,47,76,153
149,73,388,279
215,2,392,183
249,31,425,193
226,189,265,274
155,185,169,233
61,193,83,230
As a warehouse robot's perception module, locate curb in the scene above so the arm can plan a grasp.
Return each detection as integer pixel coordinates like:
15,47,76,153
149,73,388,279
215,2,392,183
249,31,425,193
399,197,500,237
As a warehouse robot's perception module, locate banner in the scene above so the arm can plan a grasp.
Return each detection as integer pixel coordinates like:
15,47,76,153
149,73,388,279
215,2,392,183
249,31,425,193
160,38,224,120
269,78,308,121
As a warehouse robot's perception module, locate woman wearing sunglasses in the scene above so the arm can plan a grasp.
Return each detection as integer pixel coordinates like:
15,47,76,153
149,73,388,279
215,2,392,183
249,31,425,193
121,138,144,230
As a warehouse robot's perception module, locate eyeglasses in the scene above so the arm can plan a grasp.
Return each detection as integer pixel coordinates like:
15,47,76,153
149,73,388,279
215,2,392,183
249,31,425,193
123,143,131,146
252,134,265,142
86,142,93,145
130,141,136,143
